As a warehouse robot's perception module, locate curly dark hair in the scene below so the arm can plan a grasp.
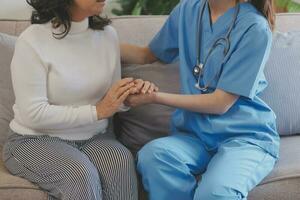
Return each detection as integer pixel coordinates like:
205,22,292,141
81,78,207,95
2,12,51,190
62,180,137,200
26,0,111,39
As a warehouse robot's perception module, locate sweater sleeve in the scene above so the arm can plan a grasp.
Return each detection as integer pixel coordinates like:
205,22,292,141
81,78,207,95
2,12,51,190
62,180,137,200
11,37,98,131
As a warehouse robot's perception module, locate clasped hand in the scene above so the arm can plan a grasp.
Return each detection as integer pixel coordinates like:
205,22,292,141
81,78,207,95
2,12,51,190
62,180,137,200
96,78,158,120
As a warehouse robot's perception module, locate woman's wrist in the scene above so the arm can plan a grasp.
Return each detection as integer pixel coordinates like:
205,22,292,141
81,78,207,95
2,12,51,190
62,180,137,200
151,92,160,104
96,105,102,120
96,103,108,120
151,92,176,106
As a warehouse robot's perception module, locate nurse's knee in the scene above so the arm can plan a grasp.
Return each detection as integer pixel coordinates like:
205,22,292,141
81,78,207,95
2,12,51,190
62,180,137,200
137,140,161,166
137,139,172,172
194,179,244,200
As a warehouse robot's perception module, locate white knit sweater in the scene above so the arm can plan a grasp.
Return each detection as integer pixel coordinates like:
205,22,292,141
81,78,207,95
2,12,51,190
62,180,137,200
10,18,124,140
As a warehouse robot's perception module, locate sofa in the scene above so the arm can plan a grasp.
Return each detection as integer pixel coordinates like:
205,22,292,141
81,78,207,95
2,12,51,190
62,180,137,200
0,13,300,200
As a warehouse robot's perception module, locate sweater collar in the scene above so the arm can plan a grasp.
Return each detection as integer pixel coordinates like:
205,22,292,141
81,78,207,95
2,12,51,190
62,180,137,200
69,18,89,34
51,18,89,36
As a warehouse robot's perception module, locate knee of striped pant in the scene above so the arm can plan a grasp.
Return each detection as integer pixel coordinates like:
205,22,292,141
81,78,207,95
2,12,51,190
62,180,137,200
91,144,137,200
61,160,102,200
106,143,136,169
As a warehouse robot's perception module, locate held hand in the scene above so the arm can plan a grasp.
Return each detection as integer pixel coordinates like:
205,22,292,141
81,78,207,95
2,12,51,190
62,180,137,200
125,92,157,108
132,79,159,95
96,78,136,119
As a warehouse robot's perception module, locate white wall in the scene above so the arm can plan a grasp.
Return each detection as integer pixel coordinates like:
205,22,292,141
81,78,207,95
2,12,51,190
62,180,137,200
0,0,119,20
293,0,300,4
0,0,32,20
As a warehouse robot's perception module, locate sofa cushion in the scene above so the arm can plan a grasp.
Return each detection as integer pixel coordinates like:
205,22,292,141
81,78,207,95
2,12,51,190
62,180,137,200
260,31,300,136
0,21,31,36
115,62,180,154
0,146,47,200
110,14,300,46
248,135,300,200
0,189,47,200
0,33,16,146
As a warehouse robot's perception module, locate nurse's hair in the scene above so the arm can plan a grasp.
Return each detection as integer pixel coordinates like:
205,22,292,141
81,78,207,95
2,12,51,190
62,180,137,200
26,0,111,39
249,0,276,31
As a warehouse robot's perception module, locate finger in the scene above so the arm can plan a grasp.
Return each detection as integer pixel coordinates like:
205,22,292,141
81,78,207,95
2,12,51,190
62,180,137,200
116,82,135,98
155,86,159,92
111,78,133,92
116,78,134,88
147,83,155,94
134,79,144,91
118,89,131,103
141,81,151,94
129,87,138,95
134,79,143,84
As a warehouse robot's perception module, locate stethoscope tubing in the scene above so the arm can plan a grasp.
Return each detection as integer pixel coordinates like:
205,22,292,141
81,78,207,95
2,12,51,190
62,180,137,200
194,0,240,91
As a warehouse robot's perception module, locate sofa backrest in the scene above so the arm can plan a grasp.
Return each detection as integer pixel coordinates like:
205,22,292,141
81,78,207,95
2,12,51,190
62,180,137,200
1,14,300,42
0,14,300,146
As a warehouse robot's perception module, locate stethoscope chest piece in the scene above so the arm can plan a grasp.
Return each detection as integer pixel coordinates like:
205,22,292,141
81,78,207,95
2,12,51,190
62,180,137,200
193,63,204,76
194,63,208,92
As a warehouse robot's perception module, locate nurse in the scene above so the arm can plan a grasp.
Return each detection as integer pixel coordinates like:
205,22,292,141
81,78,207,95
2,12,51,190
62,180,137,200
121,0,280,199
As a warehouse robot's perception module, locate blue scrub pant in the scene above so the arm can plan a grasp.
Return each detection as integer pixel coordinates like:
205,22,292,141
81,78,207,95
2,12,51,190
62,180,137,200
137,134,277,200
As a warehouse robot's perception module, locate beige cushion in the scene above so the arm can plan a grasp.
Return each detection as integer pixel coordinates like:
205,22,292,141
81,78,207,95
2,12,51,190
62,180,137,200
0,189,47,200
248,136,300,200
260,31,300,135
111,14,300,46
0,33,16,146
0,147,47,200
0,21,30,36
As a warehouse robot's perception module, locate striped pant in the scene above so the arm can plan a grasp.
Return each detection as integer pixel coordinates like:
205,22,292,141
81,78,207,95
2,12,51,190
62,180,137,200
2,130,138,200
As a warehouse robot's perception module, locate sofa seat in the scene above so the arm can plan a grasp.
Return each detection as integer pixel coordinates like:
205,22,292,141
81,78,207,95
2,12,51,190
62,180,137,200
248,135,300,200
0,147,47,200
1,136,300,200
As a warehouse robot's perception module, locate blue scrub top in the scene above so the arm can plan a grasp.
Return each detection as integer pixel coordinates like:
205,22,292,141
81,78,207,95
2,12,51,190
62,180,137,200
149,0,280,158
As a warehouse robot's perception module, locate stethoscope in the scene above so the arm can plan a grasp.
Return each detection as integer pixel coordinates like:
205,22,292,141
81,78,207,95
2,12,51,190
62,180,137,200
193,0,240,91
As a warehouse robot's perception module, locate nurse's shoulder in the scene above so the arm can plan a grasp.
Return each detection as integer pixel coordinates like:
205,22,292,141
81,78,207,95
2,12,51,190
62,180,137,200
237,3,272,37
